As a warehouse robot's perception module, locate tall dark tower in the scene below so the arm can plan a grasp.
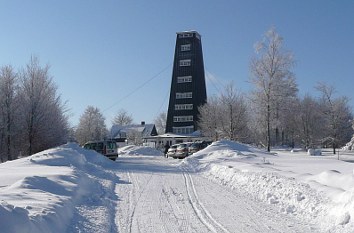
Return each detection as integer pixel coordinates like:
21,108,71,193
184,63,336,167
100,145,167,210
165,31,207,134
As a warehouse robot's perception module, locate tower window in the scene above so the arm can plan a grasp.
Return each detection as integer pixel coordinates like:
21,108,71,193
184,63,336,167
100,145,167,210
176,92,192,99
173,126,194,134
181,44,191,52
175,104,193,110
179,59,191,66
173,115,193,122
178,33,193,38
177,76,192,83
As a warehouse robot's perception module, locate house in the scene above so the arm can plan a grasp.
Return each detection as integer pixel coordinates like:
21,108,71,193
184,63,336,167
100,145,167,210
144,131,207,150
109,121,157,146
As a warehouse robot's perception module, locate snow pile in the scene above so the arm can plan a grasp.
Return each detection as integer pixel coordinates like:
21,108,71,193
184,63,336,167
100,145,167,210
0,143,118,233
185,140,354,232
192,140,254,159
118,145,163,157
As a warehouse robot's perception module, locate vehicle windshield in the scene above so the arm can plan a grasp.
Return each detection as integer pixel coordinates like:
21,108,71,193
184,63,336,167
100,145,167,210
106,141,117,149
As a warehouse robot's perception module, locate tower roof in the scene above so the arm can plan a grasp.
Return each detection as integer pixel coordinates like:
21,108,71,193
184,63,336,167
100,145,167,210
176,30,201,38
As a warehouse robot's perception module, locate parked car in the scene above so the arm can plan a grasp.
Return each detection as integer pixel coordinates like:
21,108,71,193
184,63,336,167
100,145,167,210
166,144,178,158
188,141,209,155
173,143,192,159
83,140,118,161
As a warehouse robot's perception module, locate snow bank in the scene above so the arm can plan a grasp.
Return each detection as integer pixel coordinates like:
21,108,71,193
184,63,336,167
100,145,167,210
185,140,354,232
118,145,163,157
0,143,117,233
190,140,259,164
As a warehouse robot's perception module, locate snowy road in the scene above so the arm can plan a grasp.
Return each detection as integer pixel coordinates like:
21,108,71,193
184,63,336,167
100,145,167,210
1,143,353,232
113,156,315,233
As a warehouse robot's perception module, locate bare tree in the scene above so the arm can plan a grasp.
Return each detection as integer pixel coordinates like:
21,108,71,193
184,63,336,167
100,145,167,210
126,129,143,145
198,83,249,142
296,95,324,149
198,96,221,141
249,27,297,151
219,83,249,141
112,109,133,126
154,112,166,135
0,65,19,161
18,56,69,155
316,82,353,154
75,106,107,145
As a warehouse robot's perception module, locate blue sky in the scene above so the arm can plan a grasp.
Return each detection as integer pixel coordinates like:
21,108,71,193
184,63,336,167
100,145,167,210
0,1,353,127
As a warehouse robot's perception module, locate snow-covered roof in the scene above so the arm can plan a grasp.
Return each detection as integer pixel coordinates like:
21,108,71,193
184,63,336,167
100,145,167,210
110,123,157,139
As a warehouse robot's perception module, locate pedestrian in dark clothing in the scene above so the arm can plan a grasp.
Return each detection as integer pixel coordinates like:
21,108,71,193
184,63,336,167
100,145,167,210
164,143,170,157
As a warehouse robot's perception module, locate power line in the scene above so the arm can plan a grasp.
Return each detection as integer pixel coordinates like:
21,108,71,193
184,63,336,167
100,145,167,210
205,68,224,94
155,89,170,115
103,63,172,113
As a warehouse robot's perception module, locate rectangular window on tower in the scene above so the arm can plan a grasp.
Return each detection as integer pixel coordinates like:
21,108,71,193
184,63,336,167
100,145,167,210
178,33,193,38
173,116,193,122
176,92,192,99
177,76,192,83
181,44,191,52
175,104,193,110
173,126,194,134
179,59,191,67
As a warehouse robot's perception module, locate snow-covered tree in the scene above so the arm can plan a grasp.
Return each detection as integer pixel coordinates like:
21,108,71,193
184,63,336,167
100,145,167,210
249,27,297,151
18,56,69,155
0,65,19,161
316,83,353,154
75,106,107,145
219,83,249,141
198,83,249,142
198,96,221,141
296,95,325,149
112,109,133,126
154,112,166,135
126,129,143,145
276,97,300,147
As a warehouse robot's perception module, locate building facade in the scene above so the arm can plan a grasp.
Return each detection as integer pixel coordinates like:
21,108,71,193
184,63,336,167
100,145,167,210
110,122,157,146
165,31,207,134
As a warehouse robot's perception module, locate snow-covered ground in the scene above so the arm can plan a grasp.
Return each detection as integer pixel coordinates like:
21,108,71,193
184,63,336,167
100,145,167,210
0,141,353,232
185,141,354,232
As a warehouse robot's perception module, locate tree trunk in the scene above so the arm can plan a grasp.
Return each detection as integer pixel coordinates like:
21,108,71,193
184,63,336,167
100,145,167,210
28,113,34,155
267,103,271,152
6,110,11,161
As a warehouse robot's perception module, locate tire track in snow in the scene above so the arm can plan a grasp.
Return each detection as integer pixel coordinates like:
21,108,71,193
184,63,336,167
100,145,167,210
117,171,142,233
183,170,230,233
159,187,190,233
126,171,137,233
158,188,179,233
126,171,154,233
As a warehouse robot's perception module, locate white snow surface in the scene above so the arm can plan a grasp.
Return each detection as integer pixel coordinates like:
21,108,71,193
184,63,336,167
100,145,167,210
118,145,164,157
0,141,353,232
